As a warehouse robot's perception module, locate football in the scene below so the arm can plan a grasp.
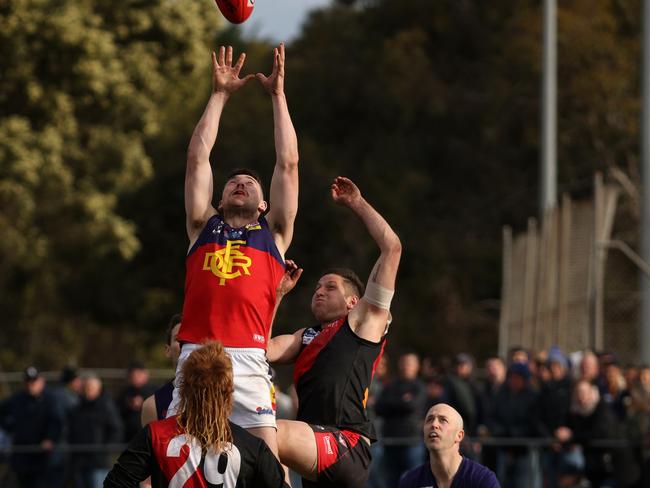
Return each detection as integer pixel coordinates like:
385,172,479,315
215,0,255,24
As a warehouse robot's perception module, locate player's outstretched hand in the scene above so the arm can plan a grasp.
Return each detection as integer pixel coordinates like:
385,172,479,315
331,176,362,208
277,259,303,297
256,43,285,96
212,46,254,95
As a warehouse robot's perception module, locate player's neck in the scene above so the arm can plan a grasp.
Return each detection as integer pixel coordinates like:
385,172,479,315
318,313,347,327
222,208,260,228
429,450,462,487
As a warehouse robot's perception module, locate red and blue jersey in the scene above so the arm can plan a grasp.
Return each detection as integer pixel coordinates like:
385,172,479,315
178,215,285,349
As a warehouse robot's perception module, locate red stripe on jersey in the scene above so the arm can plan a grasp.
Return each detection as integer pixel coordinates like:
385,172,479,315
293,318,346,386
370,340,387,380
149,417,212,487
149,417,186,482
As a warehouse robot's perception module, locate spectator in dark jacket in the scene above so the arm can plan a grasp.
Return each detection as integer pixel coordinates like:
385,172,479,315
52,366,82,417
477,357,506,473
0,366,63,488
68,373,123,488
486,362,541,488
538,348,573,488
116,360,153,442
601,360,631,422
478,357,506,430
445,353,479,436
375,352,428,488
554,380,620,487
51,366,83,487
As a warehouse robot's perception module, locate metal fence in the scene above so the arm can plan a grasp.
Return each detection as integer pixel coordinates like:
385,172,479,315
0,437,646,488
498,172,645,361
0,368,175,399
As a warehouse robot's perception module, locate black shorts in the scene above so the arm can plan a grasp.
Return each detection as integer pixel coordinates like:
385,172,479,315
301,424,372,488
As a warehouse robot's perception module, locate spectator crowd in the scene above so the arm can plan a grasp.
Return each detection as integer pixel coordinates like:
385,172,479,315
366,347,650,488
0,361,154,488
0,346,649,488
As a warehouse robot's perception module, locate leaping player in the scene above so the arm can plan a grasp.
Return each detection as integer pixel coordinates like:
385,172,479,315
268,177,402,488
167,43,299,462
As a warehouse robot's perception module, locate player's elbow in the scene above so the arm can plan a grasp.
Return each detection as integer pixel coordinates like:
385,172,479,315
186,150,203,170
384,234,402,256
277,151,299,170
186,140,210,169
266,340,280,364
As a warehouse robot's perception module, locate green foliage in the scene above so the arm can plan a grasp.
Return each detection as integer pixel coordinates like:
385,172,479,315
0,0,643,369
281,0,641,360
0,0,221,368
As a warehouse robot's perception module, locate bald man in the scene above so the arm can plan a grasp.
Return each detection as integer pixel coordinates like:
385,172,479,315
398,403,500,488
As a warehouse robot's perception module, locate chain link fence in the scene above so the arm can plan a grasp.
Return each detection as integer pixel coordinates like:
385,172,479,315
499,173,642,361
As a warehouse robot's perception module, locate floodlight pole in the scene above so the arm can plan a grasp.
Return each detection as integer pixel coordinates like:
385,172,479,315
541,0,557,214
640,0,650,363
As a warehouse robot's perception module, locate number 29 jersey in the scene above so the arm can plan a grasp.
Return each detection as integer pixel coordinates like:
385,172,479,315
178,215,285,349
104,416,288,488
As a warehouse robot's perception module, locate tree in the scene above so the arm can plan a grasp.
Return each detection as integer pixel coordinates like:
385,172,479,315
276,0,642,358
0,0,222,367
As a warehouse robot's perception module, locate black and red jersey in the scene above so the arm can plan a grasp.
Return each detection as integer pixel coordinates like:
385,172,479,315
104,416,287,488
178,215,285,349
293,317,386,442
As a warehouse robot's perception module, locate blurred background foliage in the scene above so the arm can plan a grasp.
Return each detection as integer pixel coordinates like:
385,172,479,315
0,0,642,370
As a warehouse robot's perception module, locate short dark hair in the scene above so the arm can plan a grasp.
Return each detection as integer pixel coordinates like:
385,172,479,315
60,366,78,384
166,314,182,346
224,168,265,196
322,267,365,297
127,360,146,372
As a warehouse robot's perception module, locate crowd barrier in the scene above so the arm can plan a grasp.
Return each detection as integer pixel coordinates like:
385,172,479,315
0,436,646,488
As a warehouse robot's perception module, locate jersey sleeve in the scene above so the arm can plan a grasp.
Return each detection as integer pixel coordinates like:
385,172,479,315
253,441,289,488
104,425,153,487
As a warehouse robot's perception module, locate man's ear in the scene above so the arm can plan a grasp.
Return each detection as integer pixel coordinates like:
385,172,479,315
346,295,359,310
217,200,223,214
258,200,268,213
164,345,171,359
456,429,465,444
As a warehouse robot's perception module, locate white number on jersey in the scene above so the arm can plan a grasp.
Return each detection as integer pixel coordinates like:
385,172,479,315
166,434,242,487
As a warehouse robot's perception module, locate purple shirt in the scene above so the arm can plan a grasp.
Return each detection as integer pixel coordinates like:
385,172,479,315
398,457,500,488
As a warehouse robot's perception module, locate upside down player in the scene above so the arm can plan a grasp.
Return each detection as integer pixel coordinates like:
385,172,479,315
168,43,299,460
104,341,288,488
267,177,402,488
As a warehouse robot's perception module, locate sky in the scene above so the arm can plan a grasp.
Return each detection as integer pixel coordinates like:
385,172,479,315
238,0,333,43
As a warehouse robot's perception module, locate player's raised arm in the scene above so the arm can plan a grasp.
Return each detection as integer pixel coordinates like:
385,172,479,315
267,260,304,364
256,43,299,256
185,46,254,246
331,177,402,343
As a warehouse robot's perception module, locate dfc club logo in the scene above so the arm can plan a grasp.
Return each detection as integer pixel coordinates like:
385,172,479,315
203,240,252,285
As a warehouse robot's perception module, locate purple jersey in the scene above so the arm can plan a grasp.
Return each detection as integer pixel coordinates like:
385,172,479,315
398,457,500,488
